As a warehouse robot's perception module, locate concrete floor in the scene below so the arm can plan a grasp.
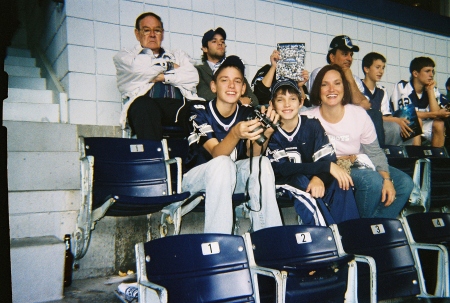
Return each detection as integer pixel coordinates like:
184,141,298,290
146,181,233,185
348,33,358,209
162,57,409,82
49,275,133,303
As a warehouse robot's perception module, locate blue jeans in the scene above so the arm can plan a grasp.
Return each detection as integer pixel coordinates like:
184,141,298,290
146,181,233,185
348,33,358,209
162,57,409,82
182,156,282,234
350,166,413,218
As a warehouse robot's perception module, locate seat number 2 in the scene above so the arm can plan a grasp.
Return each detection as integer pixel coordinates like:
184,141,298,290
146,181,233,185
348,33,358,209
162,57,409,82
295,232,312,244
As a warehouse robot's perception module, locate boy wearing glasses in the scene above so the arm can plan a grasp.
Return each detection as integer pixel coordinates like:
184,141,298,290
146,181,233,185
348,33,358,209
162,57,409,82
114,12,203,140
391,57,450,147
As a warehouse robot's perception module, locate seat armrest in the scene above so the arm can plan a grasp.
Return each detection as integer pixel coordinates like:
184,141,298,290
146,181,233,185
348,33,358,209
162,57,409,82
354,254,377,303
137,280,168,303
409,242,450,297
250,265,284,303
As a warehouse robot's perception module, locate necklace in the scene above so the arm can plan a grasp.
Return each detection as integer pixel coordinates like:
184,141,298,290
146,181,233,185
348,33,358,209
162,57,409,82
209,101,239,131
278,114,301,142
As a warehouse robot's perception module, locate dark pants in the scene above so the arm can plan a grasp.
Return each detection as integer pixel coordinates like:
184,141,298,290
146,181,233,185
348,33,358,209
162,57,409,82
127,95,190,140
366,108,385,147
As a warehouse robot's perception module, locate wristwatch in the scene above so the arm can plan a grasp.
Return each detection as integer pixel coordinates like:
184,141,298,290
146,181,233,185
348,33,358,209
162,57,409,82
383,178,394,184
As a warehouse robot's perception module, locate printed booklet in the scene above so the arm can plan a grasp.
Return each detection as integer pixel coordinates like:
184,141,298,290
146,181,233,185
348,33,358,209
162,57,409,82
276,42,306,82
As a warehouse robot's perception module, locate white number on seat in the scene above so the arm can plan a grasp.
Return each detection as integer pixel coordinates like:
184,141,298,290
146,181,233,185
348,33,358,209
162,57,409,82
130,144,144,152
295,232,312,244
432,218,445,228
371,224,385,234
201,242,220,255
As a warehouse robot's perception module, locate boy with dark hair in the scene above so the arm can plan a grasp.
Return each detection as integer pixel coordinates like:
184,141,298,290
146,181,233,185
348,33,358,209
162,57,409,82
182,55,282,234
361,52,415,145
265,78,359,225
391,56,450,147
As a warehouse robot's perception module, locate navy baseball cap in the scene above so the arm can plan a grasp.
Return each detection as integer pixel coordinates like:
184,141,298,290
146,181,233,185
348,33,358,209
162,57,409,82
328,35,359,52
271,78,301,100
214,55,245,77
202,27,226,47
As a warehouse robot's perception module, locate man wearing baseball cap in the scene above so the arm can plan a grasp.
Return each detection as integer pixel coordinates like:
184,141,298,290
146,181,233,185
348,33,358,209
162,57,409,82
195,27,258,105
307,35,385,146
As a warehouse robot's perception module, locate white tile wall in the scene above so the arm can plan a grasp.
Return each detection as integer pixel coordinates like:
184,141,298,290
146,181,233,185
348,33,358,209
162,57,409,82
67,45,95,74
256,23,275,46
65,73,96,100
67,99,97,124
97,101,122,126
275,3,293,28
96,49,118,76
192,0,214,14
256,1,275,24
96,75,121,102
66,17,95,47
95,22,121,50
93,0,120,24
43,0,448,126
236,0,256,21
169,8,193,35
215,0,236,18
236,19,256,44
65,0,93,20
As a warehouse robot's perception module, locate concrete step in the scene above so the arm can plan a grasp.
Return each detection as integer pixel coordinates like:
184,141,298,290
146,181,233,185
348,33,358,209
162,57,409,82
6,87,54,104
5,64,41,77
11,236,65,303
9,208,79,239
5,121,78,152
8,151,80,191
5,55,36,67
7,47,32,58
3,102,60,123
8,75,47,90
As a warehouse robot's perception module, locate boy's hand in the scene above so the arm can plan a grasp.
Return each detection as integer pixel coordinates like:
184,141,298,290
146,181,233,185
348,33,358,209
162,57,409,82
394,117,413,138
306,176,325,198
425,80,436,92
259,104,280,136
234,119,264,141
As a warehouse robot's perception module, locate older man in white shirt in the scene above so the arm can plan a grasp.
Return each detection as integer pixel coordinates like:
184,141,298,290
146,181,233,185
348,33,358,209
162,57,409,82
114,12,203,140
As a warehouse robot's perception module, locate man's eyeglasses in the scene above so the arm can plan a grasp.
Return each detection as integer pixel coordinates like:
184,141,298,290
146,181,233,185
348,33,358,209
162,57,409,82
140,28,163,36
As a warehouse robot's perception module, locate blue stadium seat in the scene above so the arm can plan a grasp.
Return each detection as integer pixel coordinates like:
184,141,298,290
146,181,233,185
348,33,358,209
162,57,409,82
404,146,449,159
403,212,450,296
135,233,283,303
383,145,408,158
244,225,357,303
73,137,191,260
337,218,450,302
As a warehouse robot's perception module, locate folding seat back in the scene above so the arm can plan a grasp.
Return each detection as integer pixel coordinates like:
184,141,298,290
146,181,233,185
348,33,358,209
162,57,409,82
405,146,449,159
83,137,174,213
338,218,421,301
73,137,190,260
383,145,408,158
429,158,450,211
406,212,450,245
246,225,355,303
136,234,257,303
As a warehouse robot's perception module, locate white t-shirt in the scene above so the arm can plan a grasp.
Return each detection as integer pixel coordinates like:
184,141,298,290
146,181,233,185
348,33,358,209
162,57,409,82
302,104,377,156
